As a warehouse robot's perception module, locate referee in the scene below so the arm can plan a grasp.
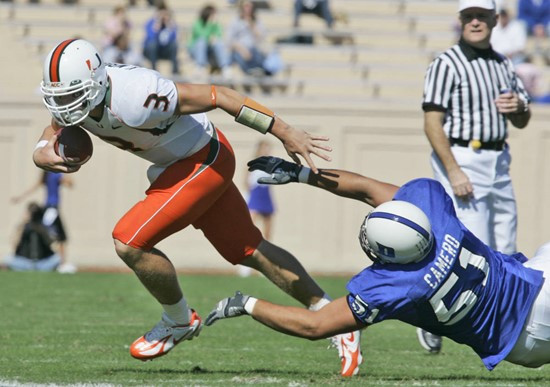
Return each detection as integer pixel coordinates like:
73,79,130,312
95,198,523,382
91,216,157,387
418,0,531,354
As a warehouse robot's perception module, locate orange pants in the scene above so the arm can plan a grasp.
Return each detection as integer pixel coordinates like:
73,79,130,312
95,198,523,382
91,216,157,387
112,128,263,264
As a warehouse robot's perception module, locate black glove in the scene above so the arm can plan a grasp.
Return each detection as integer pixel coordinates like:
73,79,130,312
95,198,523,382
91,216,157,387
205,291,251,326
247,156,303,185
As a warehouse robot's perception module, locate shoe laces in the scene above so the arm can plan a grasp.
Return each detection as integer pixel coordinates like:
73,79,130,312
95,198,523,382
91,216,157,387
328,335,344,358
144,319,174,342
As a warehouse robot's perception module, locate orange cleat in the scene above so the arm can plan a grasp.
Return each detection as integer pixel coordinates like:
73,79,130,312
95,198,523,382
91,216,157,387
330,330,363,377
130,310,202,361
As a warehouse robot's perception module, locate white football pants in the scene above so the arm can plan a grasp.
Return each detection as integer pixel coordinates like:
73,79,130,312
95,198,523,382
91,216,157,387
505,242,550,368
431,145,517,254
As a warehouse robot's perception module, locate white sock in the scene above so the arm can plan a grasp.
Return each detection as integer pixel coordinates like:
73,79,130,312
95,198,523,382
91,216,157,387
308,294,332,311
162,298,191,325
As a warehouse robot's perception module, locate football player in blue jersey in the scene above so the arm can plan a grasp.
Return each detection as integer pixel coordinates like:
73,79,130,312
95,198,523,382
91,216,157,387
206,156,550,370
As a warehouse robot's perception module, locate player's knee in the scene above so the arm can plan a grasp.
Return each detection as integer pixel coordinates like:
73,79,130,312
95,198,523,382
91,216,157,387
113,239,143,267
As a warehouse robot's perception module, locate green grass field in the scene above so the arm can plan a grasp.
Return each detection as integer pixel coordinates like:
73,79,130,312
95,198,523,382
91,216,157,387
1,271,549,386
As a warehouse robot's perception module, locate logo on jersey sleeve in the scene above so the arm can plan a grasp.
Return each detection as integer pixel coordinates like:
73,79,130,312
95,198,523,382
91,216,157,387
349,294,379,324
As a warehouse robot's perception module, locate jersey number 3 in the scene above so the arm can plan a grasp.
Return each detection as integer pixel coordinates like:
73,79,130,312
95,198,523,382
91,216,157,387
428,248,490,325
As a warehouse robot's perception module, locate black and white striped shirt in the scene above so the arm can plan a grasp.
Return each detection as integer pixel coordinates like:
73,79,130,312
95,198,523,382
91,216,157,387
422,39,530,142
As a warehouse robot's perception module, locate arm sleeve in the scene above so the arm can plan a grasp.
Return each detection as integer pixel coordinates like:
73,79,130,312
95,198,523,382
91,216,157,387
422,57,455,112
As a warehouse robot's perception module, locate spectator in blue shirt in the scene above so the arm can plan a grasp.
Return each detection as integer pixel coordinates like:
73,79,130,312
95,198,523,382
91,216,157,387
143,3,180,75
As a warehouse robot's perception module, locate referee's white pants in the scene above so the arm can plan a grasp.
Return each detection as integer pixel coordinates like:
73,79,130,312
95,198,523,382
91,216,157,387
431,146,517,254
505,242,550,368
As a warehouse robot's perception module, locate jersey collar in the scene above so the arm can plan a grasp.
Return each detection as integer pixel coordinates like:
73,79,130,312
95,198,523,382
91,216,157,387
458,38,504,63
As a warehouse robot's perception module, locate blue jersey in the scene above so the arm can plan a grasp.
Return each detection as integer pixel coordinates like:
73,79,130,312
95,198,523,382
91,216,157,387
346,178,544,370
44,172,62,207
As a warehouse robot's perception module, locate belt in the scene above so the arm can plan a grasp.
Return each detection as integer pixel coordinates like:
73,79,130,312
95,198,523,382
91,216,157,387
449,138,505,151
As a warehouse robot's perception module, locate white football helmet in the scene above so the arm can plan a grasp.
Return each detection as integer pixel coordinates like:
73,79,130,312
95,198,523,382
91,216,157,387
359,200,434,264
41,39,107,126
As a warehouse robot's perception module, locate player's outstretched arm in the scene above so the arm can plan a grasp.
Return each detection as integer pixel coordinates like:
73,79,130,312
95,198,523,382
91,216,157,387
174,83,331,173
207,293,365,340
32,121,81,173
248,156,399,207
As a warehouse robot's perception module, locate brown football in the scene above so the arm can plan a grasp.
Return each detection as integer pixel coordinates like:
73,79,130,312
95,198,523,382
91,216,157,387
54,126,93,166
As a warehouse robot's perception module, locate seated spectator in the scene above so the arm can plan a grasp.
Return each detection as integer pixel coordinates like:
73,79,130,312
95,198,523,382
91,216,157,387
491,8,527,65
518,0,550,39
4,203,60,272
102,5,132,50
188,4,231,80
103,32,144,66
143,3,180,75
294,0,334,29
516,55,550,103
227,0,283,76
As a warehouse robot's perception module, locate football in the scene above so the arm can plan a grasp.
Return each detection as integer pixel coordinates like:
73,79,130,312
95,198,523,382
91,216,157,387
54,126,93,166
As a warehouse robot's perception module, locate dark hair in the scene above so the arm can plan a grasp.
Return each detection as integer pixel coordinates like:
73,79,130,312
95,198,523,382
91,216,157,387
200,5,216,24
27,202,44,223
238,0,256,22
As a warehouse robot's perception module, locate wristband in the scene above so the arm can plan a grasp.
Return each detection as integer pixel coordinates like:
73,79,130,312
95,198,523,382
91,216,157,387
210,85,217,108
235,98,275,134
298,166,311,183
34,140,48,150
244,297,258,314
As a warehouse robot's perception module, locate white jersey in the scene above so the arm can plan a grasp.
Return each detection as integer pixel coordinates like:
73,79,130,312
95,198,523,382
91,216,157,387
82,64,213,167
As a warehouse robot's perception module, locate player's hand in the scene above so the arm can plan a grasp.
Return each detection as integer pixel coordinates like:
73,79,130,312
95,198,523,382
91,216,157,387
205,291,250,326
247,156,303,185
448,167,473,200
33,134,81,174
270,122,331,174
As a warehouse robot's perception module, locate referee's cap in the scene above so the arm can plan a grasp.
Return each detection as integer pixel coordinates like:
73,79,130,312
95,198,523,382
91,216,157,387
458,0,496,12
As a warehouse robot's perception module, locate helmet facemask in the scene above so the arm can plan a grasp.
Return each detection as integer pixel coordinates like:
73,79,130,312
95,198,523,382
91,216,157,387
359,212,383,263
41,39,107,126
41,78,103,126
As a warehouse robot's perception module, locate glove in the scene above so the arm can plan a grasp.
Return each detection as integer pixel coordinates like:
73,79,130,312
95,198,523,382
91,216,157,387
246,156,302,185
205,291,251,326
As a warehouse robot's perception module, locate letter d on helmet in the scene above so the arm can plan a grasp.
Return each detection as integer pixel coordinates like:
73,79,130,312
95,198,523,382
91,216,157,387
359,200,434,264
41,39,107,126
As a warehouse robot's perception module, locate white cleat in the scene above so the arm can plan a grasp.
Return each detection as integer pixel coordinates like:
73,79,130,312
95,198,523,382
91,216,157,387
330,330,363,377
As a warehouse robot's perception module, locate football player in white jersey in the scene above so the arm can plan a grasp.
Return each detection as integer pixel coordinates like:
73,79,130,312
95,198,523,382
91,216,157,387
32,38,362,377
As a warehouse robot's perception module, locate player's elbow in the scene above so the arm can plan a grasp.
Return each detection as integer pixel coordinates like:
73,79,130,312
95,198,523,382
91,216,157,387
297,317,334,340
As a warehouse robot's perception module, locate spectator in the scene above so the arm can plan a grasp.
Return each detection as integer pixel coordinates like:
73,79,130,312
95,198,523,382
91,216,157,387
188,4,231,80
293,0,334,29
102,5,132,50
103,32,144,66
516,55,550,103
491,8,527,65
12,171,74,273
238,140,276,277
518,0,550,53
245,140,276,241
227,0,282,76
4,202,60,272
421,0,531,350
143,3,180,75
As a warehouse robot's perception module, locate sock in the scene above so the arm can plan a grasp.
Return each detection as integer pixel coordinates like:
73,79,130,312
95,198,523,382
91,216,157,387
308,294,332,311
162,297,191,325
